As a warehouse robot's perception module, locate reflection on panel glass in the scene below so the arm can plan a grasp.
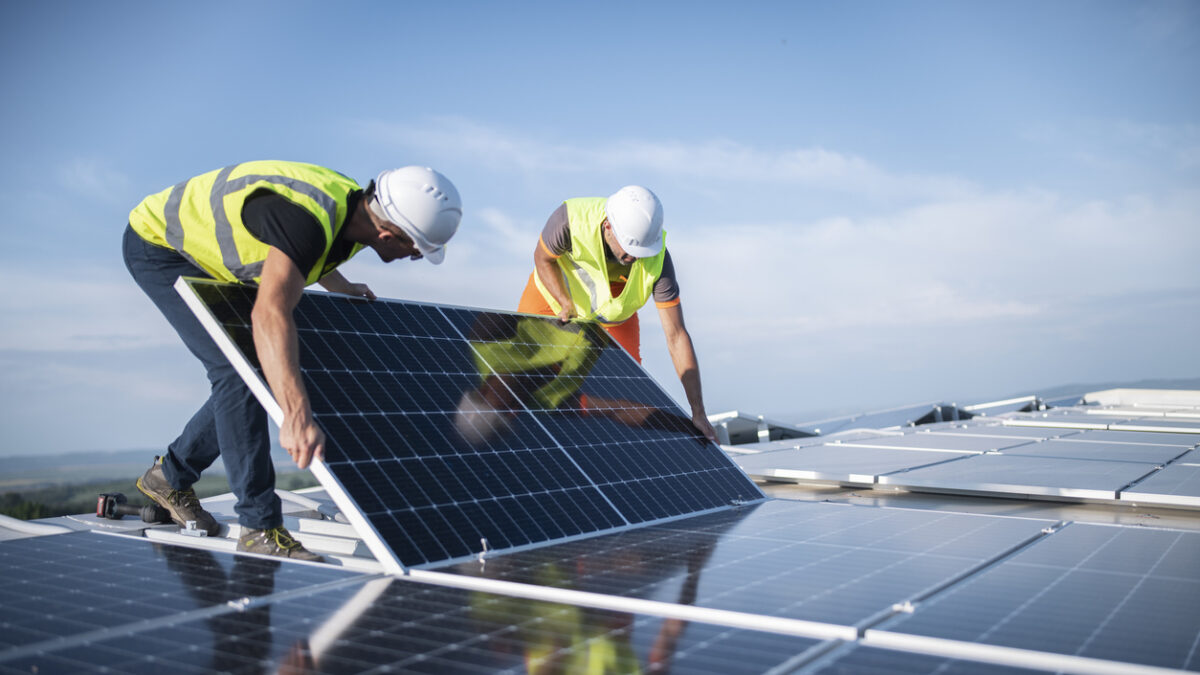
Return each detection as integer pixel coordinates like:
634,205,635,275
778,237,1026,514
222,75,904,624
0,531,347,653
444,500,1055,628
184,281,760,570
454,310,763,525
4,536,817,674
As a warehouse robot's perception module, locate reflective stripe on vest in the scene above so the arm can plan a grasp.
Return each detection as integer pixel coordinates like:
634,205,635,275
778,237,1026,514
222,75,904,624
532,197,666,325
130,161,361,284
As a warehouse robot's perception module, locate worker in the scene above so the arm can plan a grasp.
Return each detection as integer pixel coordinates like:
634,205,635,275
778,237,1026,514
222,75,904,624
517,186,718,442
123,161,462,560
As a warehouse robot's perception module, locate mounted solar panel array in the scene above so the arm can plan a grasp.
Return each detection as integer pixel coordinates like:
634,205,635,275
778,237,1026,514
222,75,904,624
874,522,1200,671
0,531,818,674
177,278,762,572
7,504,1200,673
735,414,1200,507
435,498,1055,628
429,496,1200,672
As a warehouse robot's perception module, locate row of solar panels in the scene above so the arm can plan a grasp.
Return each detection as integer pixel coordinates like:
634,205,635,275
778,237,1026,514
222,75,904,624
4,496,1198,673
734,405,1200,508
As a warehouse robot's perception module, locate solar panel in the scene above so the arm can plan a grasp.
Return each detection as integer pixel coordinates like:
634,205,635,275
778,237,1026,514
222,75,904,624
837,433,1031,453
999,438,1190,464
736,444,971,484
0,531,819,674
802,644,1046,674
176,279,762,571
924,426,1071,440
878,454,1159,500
1001,414,1117,430
1063,428,1200,447
879,523,1200,671
1110,419,1200,434
1121,464,1200,507
0,530,357,655
436,499,1055,628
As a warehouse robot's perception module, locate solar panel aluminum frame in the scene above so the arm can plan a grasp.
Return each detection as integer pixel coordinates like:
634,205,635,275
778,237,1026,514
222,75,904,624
175,277,765,574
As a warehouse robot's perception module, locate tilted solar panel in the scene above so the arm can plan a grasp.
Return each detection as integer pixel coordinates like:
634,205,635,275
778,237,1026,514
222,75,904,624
176,279,762,572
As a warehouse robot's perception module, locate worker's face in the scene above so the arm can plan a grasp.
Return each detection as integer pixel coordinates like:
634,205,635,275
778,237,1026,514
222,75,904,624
374,225,423,262
602,220,638,265
367,196,423,262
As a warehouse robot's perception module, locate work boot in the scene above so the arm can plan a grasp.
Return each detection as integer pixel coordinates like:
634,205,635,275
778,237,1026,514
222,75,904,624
136,456,221,536
237,526,325,562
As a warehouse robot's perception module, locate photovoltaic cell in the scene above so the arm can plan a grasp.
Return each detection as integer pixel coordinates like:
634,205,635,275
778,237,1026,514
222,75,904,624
882,523,1200,671
177,280,761,570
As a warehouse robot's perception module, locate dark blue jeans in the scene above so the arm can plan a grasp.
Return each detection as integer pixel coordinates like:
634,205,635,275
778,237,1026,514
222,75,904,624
123,225,281,529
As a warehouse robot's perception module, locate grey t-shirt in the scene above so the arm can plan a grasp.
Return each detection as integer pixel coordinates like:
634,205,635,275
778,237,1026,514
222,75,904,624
540,203,680,304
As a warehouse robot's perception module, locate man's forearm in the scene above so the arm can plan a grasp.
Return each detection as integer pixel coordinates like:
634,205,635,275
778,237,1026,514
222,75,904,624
252,302,309,419
317,269,350,294
534,246,573,313
672,335,707,416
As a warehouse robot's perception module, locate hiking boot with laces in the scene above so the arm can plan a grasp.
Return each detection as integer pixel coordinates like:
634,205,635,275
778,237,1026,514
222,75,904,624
136,456,221,536
237,526,325,562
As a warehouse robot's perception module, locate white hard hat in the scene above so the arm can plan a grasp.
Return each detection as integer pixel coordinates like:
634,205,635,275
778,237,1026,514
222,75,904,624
374,166,462,265
605,185,663,258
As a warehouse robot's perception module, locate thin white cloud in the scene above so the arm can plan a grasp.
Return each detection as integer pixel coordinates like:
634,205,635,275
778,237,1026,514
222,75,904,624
57,157,132,204
357,117,977,202
670,187,1200,344
0,266,179,351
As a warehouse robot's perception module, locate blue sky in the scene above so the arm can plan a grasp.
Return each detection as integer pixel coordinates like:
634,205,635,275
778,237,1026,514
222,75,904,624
1,1,1197,455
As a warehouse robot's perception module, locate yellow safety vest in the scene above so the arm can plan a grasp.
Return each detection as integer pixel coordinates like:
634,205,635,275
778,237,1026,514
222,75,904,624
533,197,666,326
128,160,364,284
471,318,601,410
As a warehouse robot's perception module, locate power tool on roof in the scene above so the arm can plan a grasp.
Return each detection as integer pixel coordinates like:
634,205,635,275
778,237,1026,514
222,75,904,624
96,492,171,524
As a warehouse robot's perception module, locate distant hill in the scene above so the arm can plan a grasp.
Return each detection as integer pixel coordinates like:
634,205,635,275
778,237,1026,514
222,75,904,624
0,447,299,494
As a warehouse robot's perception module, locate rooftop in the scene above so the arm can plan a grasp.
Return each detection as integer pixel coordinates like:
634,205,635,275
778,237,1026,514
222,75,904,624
4,285,1199,673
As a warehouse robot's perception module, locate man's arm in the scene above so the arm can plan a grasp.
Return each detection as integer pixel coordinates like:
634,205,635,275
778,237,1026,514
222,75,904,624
253,247,324,469
533,239,573,322
658,302,718,442
318,269,375,300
